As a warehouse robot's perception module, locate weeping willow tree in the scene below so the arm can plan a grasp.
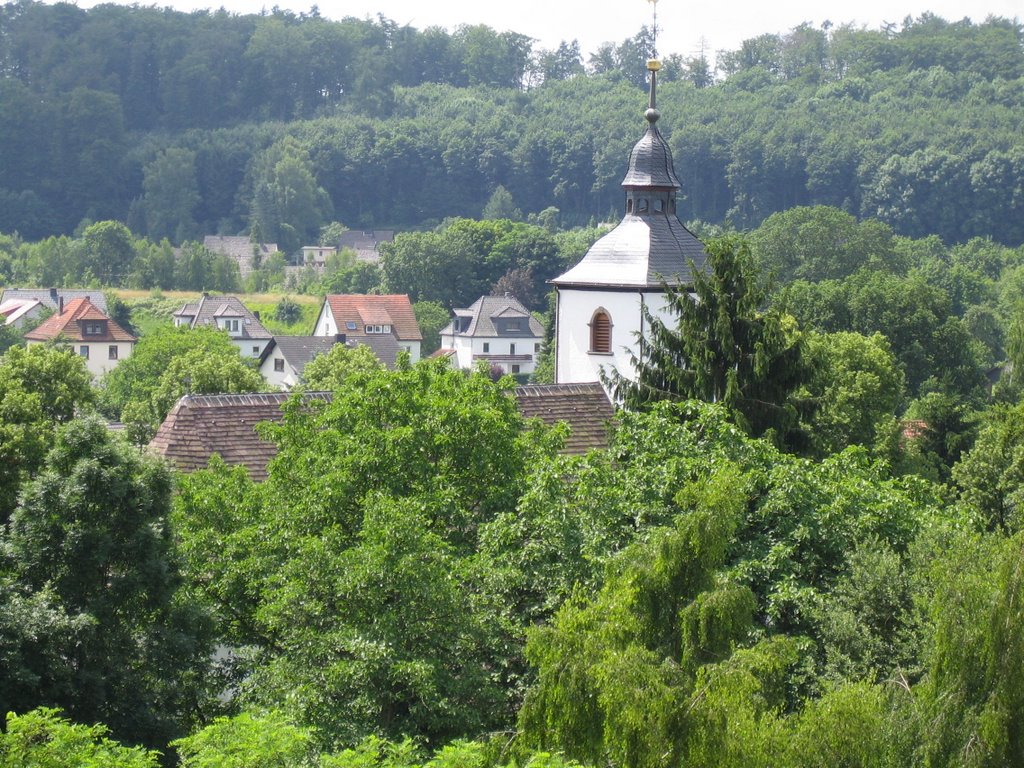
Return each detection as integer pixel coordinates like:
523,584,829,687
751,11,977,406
607,235,805,443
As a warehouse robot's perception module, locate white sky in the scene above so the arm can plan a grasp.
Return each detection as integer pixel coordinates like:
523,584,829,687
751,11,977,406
72,0,1021,63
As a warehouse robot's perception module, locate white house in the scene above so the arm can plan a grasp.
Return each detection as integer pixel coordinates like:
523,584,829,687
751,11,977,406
314,294,422,363
439,293,545,376
173,294,273,359
259,335,347,390
551,60,708,389
24,297,135,378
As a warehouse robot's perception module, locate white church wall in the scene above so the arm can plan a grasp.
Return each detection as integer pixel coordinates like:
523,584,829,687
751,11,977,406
556,289,674,386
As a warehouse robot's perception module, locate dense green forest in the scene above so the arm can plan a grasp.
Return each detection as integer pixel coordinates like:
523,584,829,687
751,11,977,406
5,3,1024,766
0,2,1021,246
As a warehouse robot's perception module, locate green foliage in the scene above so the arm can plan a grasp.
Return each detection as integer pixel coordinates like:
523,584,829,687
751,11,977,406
301,343,385,390
5,416,214,748
99,324,254,420
174,361,557,748
796,331,905,457
953,402,1024,530
0,345,93,520
412,300,451,355
274,296,302,325
610,235,804,444
174,711,317,768
0,708,162,767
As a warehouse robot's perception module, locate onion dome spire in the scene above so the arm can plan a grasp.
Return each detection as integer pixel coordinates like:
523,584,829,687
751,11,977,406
621,59,681,190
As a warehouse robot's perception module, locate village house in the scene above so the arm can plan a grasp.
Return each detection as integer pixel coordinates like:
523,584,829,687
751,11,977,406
259,334,348,390
203,235,279,279
336,230,394,263
0,287,109,315
24,297,135,378
0,297,45,328
314,294,422,363
439,293,545,376
173,294,273,359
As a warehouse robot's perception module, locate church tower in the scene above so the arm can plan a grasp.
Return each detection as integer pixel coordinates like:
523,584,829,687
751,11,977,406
551,59,708,387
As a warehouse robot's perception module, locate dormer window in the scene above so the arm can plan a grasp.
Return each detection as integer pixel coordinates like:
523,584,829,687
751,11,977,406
219,318,241,334
590,309,612,354
365,324,391,334
507,320,521,331
83,322,105,335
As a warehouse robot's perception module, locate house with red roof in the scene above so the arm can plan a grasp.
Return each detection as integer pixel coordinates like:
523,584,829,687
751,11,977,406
313,294,422,363
24,297,135,378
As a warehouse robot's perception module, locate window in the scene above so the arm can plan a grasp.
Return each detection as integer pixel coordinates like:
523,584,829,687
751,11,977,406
108,345,118,360
483,342,490,353
627,199,634,213
84,322,104,335
252,346,260,356
79,345,89,359
346,321,357,330
653,198,664,212
510,343,517,355
365,324,391,334
534,343,541,353
590,309,612,353
637,198,648,213
507,320,521,331
274,358,285,372
512,364,521,373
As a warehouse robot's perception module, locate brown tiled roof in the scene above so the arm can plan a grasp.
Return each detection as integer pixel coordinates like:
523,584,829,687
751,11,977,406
325,294,422,341
24,297,135,343
514,383,615,454
148,392,331,481
149,382,615,480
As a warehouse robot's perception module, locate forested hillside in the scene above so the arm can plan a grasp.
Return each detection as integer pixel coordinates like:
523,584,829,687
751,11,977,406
0,2,1021,246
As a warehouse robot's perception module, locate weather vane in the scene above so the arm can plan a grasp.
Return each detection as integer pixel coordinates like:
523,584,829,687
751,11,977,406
647,0,659,60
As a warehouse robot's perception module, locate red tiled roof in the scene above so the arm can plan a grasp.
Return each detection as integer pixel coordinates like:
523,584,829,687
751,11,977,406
325,294,422,341
24,297,135,343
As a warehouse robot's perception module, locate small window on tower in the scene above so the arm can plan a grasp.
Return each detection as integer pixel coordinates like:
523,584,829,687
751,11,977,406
590,309,612,354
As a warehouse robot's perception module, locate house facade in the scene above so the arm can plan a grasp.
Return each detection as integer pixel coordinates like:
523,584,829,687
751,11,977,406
173,294,273,359
259,335,348,390
314,294,422,363
24,297,135,378
440,294,545,376
551,60,708,389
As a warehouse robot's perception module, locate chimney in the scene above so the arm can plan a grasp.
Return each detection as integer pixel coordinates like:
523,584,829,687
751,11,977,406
253,310,260,321
49,287,58,301
335,333,347,344
58,295,64,314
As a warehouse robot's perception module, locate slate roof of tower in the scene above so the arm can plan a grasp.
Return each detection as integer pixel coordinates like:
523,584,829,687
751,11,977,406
551,66,708,291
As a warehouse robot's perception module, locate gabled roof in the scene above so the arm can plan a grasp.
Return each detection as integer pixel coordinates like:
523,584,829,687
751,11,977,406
0,288,107,313
349,334,401,369
514,383,615,455
440,294,545,338
324,295,422,341
24,297,135,343
149,383,614,479
149,392,331,481
261,335,346,375
0,298,42,326
173,295,273,340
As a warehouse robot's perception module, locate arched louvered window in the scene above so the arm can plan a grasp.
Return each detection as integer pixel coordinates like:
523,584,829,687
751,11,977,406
590,309,612,353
